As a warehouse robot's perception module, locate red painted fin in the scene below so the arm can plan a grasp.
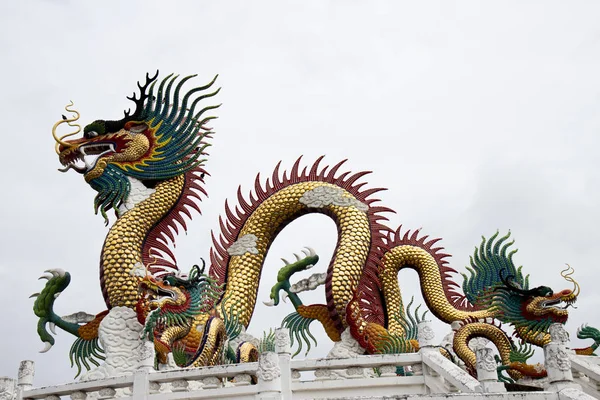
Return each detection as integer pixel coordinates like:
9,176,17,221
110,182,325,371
141,164,209,277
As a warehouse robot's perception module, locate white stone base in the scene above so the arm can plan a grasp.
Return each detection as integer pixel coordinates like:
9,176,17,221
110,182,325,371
79,307,148,381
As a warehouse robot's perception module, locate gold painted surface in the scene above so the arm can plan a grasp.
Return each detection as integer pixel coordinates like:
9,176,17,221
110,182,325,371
101,175,185,308
380,245,494,336
297,304,341,342
192,318,226,367
160,325,190,347
238,342,259,363
515,325,550,347
220,182,371,328
453,322,520,380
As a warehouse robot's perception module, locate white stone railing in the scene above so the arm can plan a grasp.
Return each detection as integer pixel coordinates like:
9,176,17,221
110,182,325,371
570,354,600,397
3,323,598,400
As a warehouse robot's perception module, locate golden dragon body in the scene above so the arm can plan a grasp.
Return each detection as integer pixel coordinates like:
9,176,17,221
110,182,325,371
42,72,585,379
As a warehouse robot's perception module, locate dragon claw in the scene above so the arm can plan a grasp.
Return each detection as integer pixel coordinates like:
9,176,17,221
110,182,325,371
39,273,53,281
48,322,57,335
40,341,53,353
44,268,66,277
263,300,275,307
302,247,316,257
29,292,40,298
282,292,288,303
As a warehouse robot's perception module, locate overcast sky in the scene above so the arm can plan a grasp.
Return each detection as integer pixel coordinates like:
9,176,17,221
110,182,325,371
1,0,599,387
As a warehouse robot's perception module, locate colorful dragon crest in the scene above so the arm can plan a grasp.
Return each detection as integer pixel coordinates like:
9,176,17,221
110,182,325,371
35,72,597,380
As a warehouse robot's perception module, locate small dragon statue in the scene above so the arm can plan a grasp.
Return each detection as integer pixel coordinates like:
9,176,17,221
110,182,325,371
36,72,594,380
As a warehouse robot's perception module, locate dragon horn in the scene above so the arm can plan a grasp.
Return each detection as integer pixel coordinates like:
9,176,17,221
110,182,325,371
560,264,580,297
52,101,81,155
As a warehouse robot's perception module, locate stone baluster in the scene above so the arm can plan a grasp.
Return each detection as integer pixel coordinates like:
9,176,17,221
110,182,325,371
17,360,34,400
275,328,292,400
417,321,444,393
131,339,155,399
70,391,87,400
97,387,117,399
379,364,397,377
475,347,506,393
171,379,190,391
544,323,579,392
138,340,155,372
0,377,16,400
417,321,436,349
257,351,282,399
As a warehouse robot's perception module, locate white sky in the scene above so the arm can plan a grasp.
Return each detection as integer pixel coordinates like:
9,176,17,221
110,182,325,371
1,0,599,387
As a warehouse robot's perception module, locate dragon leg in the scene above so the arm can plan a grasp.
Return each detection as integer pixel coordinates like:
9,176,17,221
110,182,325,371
265,248,319,308
32,269,107,377
266,248,343,357
574,324,600,356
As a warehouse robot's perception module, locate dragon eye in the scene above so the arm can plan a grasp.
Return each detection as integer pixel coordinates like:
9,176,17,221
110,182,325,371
88,131,99,138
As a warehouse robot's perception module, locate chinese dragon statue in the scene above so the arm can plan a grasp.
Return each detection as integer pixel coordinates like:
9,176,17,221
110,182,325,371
34,72,597,380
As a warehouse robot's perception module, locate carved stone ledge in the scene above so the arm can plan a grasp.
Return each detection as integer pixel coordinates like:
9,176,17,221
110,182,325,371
345,366,364,379
201,376,222,389
149,381,161,394
379,365,397,377
291,370,301,381
233,373,252,386
314,368,333,380
170,379,189,392
411,363,423,376
70,391,87,400
97,387,116,399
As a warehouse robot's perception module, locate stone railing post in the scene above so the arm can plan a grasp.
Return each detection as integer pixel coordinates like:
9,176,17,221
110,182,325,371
418,320,436,349
16,360,34,399
132,340,155,400
0,377,16,400
475,348,505,393
418,320,444,391
257,351,282,400
275,328,292,400
544,323,579,392
413,321,435,376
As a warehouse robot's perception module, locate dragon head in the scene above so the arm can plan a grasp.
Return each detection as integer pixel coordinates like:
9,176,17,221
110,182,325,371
136,262,227,366
463,232,580,347
52,72,220,222
492,265,579,346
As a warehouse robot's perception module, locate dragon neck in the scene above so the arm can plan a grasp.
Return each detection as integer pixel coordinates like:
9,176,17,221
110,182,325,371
380,245,494,335
214,181,375,330
100,175,185,308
